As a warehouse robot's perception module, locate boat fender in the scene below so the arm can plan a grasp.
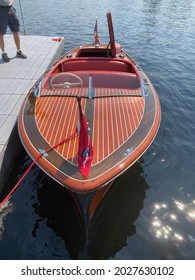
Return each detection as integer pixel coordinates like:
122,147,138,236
52,37,62,42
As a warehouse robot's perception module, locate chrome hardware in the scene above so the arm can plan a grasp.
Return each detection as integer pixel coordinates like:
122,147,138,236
124,148,133,156
39,149,48,157
88,76,93,98
34,81,42,98
115,54,124,58
141,80,149,97
136,64,142,71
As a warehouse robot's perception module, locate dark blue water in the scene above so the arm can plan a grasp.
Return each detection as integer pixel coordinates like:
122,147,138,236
0,0,195,260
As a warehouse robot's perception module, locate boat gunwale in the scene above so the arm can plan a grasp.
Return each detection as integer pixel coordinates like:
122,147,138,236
18,67,160,193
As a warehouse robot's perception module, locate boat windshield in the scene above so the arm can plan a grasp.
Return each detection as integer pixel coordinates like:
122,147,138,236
47,71,140,90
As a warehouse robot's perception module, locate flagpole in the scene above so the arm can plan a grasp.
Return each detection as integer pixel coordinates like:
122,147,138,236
94,17,100,46
76,96,82,117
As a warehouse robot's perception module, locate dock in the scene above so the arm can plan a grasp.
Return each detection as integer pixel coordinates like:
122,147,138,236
0,35,64,188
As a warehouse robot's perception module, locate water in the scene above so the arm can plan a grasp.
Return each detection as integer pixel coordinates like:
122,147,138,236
0,0,195,260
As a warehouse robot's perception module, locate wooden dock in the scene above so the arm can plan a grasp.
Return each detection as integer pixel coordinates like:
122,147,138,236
0,35,64,187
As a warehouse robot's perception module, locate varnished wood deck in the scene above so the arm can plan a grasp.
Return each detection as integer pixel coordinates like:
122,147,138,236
18,43,161,193
34,87,144,165
18,78,160,192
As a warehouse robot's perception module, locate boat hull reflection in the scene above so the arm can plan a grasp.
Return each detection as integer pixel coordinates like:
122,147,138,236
33,159,149,259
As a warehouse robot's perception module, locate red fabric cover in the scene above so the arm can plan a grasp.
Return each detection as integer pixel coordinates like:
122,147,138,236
78,113,93,178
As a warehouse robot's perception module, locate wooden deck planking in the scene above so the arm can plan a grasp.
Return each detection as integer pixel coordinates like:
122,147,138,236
34,87,145,166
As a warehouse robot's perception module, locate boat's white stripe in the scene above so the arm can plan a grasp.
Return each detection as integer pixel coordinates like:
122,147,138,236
109,89,115,151
101,90,105,159
39,95,54,133
39,94,55,133
49,96,64,145
130,96,137,132
124,95,132,135
66,91,78,157
61,90,75,156
52,97,67,147
113,89,120,147
36,93,50,128
118,95,125,143
70,99,79,163
105,95,110,155
46,97,61,142
133,97,140,132
135,95,141,121
96,92,100,162
120,92,129,140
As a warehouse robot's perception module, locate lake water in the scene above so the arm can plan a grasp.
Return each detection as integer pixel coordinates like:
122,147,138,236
0,0,195,260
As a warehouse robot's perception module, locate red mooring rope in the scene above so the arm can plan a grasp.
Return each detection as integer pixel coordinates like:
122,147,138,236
0,131,78,207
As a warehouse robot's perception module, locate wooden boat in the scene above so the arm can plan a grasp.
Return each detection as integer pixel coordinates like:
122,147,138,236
18,12,161,219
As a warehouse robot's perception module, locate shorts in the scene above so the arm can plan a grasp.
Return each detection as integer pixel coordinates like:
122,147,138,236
0,6,20,34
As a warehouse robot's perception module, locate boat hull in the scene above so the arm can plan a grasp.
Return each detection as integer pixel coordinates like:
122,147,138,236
18,48,160,194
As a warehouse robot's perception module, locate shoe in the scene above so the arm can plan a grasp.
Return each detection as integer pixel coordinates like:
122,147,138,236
17,50,27,59
2,52,10,62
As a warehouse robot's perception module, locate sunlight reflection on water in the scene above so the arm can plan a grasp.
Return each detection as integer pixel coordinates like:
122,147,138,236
151,195,195,245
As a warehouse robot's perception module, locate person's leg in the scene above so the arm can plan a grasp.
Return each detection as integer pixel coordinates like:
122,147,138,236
14,32,27,58
9,6,27,58
0,33,10,62
0,8,10,61
0,34,5,52
12,31,20,51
